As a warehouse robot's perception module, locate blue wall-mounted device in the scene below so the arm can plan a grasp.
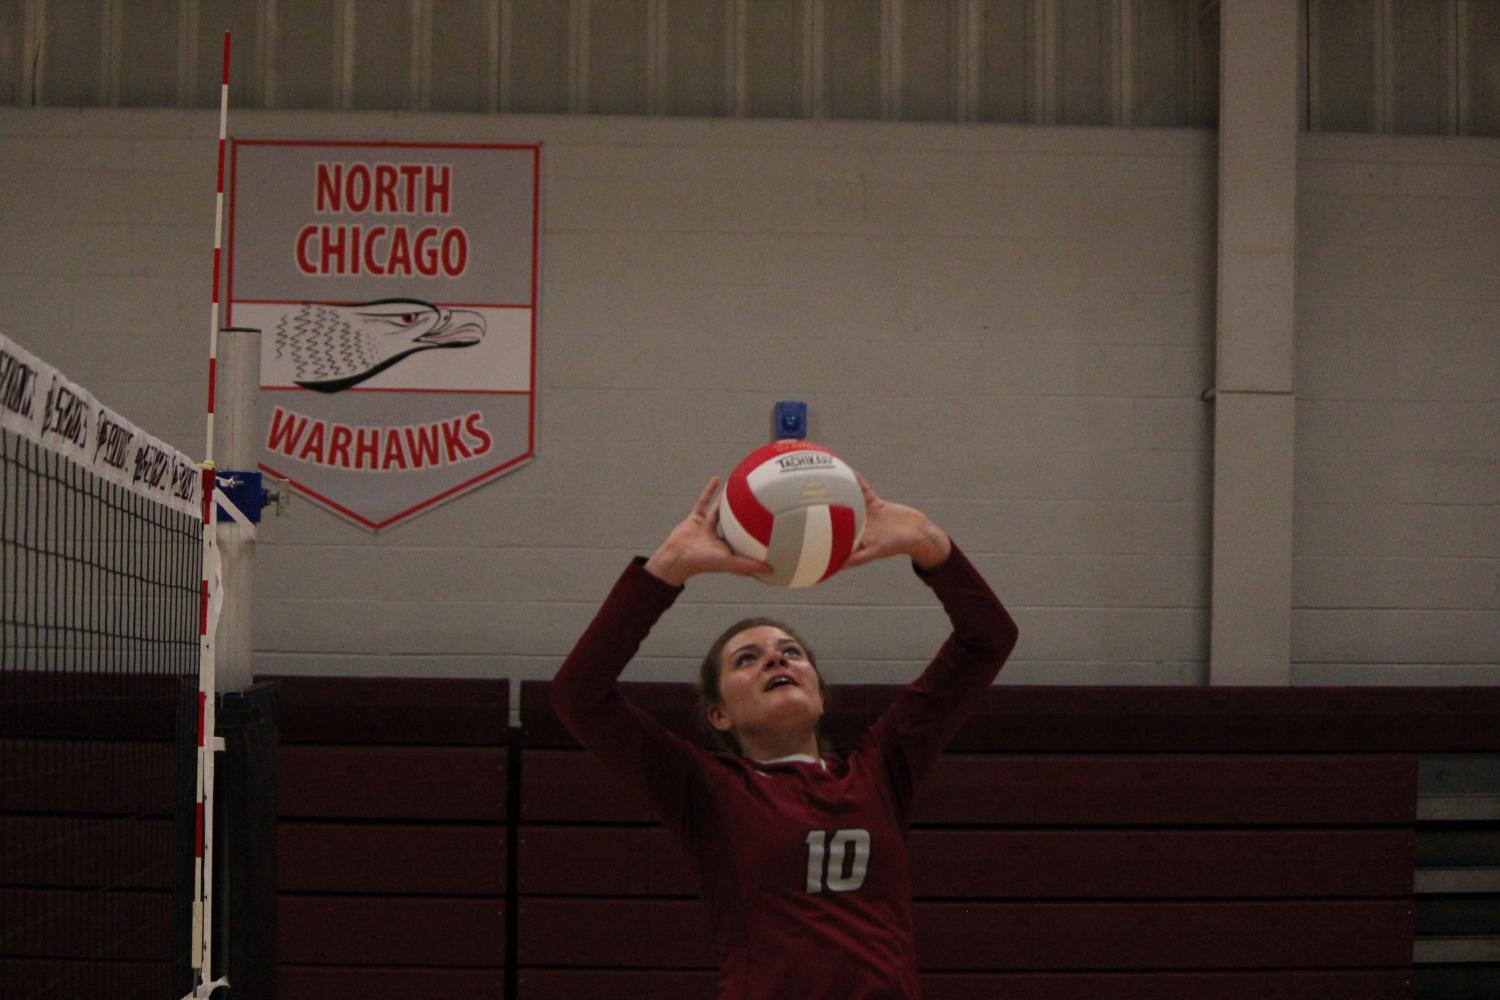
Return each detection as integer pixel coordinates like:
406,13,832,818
773,401,808,440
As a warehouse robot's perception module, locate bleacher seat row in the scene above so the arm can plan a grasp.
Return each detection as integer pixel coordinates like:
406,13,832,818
6,674,1499,999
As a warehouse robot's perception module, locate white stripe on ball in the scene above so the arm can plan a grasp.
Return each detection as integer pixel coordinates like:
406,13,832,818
788,505,833,589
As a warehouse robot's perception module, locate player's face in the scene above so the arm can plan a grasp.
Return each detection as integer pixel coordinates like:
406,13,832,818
709,625,825,744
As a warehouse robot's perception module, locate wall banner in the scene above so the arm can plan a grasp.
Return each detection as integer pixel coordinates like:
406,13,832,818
228,140,539,531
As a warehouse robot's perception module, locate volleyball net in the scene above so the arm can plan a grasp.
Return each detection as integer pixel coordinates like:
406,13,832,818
0,331,206,999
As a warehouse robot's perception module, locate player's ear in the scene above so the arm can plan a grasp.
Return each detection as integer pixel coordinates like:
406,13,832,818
706,701,732,733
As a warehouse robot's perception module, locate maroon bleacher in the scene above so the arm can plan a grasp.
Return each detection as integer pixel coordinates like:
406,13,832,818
267,675,509,1000
13,673,1500,999
0,672,185,999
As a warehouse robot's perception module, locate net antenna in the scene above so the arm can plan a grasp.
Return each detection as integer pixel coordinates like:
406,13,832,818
185,29,236,1000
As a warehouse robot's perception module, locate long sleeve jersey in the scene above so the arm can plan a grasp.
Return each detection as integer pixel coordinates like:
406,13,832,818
550,542,1019,1000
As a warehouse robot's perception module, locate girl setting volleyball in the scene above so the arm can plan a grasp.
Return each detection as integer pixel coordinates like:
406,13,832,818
552,473,1019,1000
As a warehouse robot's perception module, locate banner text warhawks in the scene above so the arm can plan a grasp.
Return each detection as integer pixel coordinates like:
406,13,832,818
266,406,493,472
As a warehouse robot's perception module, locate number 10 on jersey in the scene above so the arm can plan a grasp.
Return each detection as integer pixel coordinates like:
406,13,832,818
805,828,871,893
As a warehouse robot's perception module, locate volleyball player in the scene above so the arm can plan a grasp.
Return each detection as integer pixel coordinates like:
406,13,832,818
551,474,1019,999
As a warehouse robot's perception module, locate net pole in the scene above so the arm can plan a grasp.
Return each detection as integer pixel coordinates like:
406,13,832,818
215,330,260,693
189,29,231,996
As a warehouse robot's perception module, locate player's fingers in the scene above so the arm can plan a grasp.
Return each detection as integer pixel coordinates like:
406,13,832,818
692,477,719,517
727,555,773,576
843,542,883,569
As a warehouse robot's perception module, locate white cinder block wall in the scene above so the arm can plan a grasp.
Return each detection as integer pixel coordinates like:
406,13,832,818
1293,134,1500,684
0,109,1494,690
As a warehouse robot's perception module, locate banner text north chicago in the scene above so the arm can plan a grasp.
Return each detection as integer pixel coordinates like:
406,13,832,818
296,162,469,278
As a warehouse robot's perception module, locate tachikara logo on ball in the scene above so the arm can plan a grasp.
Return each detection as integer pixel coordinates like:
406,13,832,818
719,441,865,589
776,452,836,472
227,140,540,531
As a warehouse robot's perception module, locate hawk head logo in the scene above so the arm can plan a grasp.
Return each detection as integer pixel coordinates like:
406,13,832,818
273,298,485,393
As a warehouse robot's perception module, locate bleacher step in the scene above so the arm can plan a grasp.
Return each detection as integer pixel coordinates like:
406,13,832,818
1416,795,1500,821
1413,867,1500,894
1412,936,1500,964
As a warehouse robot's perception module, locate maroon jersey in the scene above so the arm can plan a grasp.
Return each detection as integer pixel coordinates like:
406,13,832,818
551,543,1018,1000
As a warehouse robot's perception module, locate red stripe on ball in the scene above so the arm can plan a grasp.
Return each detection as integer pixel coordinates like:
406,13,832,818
819,504,857,582
725,463,773,547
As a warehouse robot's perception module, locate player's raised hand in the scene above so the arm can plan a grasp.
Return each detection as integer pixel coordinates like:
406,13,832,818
843,474,952,571
645,477,773,586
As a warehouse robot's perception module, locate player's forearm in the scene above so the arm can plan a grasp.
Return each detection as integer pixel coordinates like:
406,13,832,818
871,543,1017,800
551,557,682,732
919,541,1019,659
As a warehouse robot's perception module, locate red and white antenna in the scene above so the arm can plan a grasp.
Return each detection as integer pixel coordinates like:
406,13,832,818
187,29,232,1000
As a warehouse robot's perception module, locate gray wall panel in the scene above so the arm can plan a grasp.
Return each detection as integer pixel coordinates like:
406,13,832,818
1392,0,1449,134
0,0,24,105
1294,138,1498,677
1310,0,1378,132
663,0,727,117
119,0,180,107
901,0,961,121
1057,0,1111,125
0,1,1490,140
39,0,106,106
744,0,803,117
1464,0,1500,136
979,0,1031,123
429,0,492,112
824,0,881,119
351,0,413,110
507,0,570,113
587,0,650,114
271,0,339,108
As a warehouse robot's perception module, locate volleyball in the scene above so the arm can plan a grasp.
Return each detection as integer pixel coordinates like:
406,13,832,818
718,440,865,588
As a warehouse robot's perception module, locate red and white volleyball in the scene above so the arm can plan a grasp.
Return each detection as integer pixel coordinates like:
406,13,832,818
718,441,865,588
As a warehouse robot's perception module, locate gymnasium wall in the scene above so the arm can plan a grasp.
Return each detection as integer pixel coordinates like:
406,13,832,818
0,108,1493,691
1293,134,1499,684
